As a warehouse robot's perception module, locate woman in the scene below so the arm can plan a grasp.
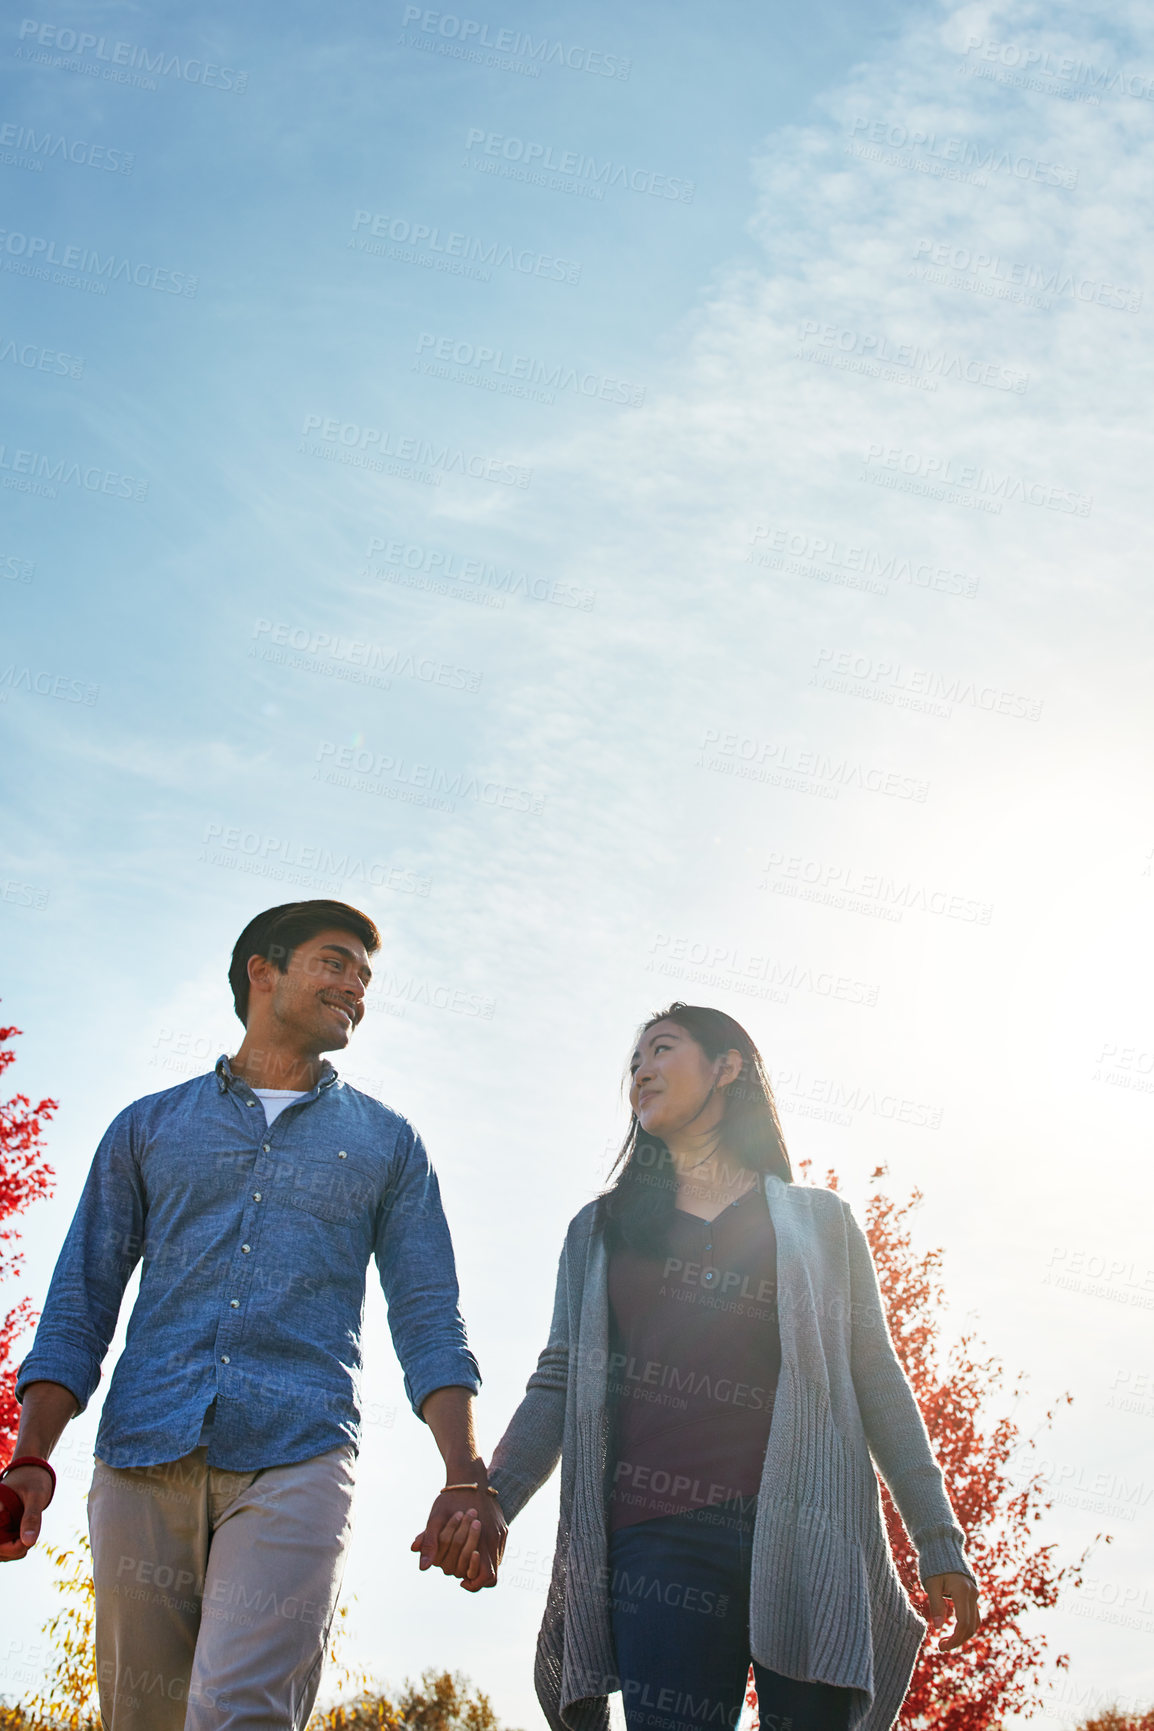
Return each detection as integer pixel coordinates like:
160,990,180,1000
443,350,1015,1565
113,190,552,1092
436,1003,979,1731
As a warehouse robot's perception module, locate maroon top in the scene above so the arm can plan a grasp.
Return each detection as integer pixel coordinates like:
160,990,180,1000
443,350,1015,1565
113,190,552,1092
607,1183,781,1530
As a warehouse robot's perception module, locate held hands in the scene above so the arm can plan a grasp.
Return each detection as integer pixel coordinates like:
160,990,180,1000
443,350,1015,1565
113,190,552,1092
924,1572,981,1651
411,1476,507,1592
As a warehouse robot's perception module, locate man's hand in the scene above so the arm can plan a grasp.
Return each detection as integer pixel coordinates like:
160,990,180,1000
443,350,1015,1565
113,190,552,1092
411,1485,507,1591
0,1464,56,1562
924,1572,981,1650
0,1381,78,1564
414,1387,506,1591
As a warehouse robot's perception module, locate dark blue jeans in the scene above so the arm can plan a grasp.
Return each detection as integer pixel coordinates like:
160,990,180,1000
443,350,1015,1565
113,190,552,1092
608,1502,854,1731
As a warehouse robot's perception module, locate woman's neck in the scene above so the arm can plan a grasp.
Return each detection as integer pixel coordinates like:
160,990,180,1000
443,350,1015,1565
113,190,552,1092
672,1144,757,1221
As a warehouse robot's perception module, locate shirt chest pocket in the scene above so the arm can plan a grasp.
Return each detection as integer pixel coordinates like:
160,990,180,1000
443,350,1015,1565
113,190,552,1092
282,1155,377,1225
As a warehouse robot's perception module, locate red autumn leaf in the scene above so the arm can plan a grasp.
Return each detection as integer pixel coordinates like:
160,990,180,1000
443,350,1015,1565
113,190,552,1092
0,1013,57,1456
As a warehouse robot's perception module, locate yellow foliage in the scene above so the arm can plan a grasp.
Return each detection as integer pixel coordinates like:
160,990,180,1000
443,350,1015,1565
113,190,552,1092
17,1539,99,1731
310,1670,508,1731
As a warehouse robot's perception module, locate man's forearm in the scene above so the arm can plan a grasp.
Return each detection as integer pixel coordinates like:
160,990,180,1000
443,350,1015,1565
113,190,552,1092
420,1385,483,1480
415,1386,506,1588
10,1381,79,1460
1,1382,80,1559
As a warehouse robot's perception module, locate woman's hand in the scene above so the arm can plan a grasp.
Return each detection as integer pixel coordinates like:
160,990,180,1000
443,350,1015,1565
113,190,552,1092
411,1487,507,1591
413,1390,508,1590
924,1572,981,1650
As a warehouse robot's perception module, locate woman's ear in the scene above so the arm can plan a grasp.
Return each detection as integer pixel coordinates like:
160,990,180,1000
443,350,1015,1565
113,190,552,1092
716,1049,744,1090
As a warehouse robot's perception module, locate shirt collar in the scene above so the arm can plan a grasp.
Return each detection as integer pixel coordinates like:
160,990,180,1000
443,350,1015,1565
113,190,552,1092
214,1054,340,1097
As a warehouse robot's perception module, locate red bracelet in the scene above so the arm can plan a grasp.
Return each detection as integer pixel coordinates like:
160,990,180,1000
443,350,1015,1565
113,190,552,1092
2,1457,56,1505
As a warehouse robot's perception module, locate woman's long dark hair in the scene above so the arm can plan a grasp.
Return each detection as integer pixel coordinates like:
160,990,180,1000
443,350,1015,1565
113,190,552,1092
601,1002,792,1256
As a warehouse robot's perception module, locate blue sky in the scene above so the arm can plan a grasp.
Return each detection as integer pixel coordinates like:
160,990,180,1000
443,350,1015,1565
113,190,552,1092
2,0,1153,1721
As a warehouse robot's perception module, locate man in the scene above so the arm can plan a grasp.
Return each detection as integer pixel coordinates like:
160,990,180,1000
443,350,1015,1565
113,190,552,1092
1,900,505,1729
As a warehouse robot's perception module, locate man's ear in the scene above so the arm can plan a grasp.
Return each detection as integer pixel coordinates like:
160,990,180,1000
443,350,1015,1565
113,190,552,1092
247,952,277,1000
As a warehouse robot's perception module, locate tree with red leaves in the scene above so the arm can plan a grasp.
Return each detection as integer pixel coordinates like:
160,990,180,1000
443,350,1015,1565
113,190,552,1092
1076,1713,1154,1731
0,1013,57,1457
743,1163,1094,1730
855,1163,1095,1727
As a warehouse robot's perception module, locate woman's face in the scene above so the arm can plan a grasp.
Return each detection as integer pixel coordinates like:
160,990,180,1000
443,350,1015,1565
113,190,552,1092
628,1019,737,1143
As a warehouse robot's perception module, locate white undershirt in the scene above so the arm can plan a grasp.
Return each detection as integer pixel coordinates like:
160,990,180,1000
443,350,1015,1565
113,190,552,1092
198,1085,312,1443
251,1087,311,1125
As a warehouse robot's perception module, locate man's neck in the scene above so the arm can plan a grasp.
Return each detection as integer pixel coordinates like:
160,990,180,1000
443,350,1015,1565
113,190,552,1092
229,1040,328,1092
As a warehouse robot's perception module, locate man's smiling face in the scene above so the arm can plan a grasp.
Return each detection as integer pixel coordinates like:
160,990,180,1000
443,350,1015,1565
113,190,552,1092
258,926,373,1054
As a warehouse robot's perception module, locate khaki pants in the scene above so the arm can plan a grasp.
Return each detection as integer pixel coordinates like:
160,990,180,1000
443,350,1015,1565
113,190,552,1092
88,1444,356,1731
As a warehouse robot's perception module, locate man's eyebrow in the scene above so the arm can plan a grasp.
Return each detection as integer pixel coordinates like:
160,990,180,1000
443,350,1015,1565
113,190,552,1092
319,943,373,981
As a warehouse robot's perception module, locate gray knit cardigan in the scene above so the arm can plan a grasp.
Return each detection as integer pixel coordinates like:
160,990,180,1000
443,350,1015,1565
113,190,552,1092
488,1177,974,1731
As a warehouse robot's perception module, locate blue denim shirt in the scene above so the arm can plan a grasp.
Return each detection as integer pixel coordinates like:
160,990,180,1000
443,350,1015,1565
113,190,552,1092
17,1057,480,1470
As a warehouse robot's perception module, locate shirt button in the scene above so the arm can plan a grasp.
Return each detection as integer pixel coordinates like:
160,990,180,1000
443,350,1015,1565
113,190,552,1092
241,1244,252,1254
229,1299,239,1309
247,1100,257,1107
263,1144,271,1153
221,1355,230,1364
338,1150,347,1159
252,1192,262,1202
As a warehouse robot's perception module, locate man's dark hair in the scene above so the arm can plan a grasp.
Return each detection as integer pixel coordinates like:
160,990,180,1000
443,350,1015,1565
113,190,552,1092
229,901,382,1025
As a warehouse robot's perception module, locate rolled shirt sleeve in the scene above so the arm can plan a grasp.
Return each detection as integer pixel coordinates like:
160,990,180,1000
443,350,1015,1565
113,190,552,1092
374,1124,480,1418
16,1106,145,1412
